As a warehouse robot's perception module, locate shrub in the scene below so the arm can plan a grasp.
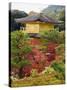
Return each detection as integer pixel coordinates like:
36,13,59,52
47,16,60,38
51,60,65,80
11,30,32,78
44,67,55,75
40,29,65,44
56,44,65,55
30,69,38,77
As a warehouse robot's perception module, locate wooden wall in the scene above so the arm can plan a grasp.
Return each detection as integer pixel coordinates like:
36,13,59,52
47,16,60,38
23,22,54,33
39,23,54,32
26,23,39,33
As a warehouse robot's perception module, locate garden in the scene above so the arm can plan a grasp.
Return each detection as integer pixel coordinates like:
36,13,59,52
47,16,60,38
10,29,65,87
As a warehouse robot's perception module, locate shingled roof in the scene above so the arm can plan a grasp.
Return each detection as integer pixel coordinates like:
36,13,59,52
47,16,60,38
15,14,62,24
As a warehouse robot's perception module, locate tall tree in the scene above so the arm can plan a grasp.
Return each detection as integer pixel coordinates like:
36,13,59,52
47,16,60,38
9,10,28,32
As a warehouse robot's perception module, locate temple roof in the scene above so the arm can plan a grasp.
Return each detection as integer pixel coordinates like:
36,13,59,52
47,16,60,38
15,14,62,24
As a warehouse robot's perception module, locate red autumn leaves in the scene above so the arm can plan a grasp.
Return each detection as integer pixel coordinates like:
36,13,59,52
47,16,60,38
28,38,41,46
27,48,46,73
46,43,56,62
26,39,56,73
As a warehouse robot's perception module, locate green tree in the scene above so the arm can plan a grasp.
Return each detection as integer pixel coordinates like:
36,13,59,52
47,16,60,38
9,10,28,31
11,30,32,78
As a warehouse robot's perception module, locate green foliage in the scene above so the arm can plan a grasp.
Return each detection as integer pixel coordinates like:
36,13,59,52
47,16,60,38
30,69,38,77
51,62,64,73
11,59,19,68
59,31,65,43
11,30,31,56
18,59,31,68
51,60,65,80
11,30,32,78
40,30,65,44
56,44,65,55
22,45,32,54
9,10,28,31
43,67,55,75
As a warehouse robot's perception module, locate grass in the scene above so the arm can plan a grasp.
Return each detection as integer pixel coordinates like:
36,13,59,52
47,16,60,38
11,73,65,87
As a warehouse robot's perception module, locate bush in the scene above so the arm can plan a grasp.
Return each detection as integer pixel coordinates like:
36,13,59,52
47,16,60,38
44,67,55,74
51,60,65,80
39,29,65,44
55,44,65,61
30,69,38,77
11,30,32,78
